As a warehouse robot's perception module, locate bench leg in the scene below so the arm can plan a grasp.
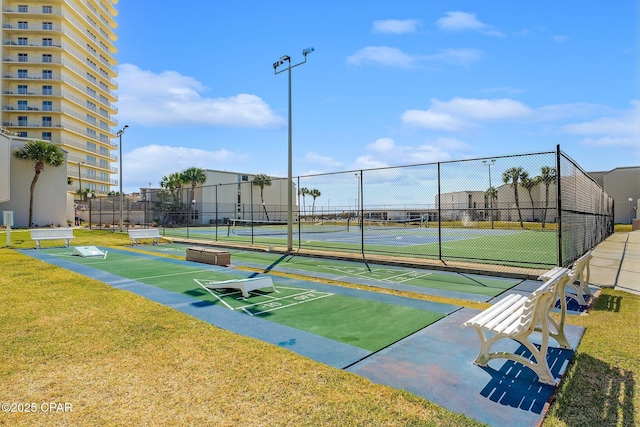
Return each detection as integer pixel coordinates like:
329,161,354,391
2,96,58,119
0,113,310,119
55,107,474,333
471,320,557,385
35,240,41,249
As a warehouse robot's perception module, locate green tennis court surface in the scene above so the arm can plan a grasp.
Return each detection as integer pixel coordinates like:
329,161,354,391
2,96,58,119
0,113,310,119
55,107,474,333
140,244,519,298
39,247,446,353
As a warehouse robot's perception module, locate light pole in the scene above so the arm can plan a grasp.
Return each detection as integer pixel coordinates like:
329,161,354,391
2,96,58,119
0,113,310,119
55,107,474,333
273,47,314,252
77,161,84,202
629,197,634,224
483,159,495,229
117,125,128,232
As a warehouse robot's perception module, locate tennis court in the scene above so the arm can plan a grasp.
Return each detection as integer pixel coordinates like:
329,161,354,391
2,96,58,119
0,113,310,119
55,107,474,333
164,221,558,267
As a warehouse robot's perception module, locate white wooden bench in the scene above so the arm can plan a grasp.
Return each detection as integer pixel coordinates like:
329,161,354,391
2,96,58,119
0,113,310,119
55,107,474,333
538,251,593,306
204,276,276,299
30,228,75,249
462,268,571,385
128,228,160,245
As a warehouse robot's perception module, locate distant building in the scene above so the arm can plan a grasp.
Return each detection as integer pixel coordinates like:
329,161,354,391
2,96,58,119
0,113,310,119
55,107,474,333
144,169,297,226
588,166,640,224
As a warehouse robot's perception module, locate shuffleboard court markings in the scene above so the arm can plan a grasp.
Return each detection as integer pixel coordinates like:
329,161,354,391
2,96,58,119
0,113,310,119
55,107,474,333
194,279,334,316
325,265,433,284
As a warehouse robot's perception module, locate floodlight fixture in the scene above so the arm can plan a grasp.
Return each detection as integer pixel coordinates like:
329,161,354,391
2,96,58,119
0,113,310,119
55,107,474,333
302,47,315,56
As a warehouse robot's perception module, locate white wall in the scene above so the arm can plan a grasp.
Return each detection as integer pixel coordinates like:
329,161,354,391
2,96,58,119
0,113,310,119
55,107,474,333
0,138,69,228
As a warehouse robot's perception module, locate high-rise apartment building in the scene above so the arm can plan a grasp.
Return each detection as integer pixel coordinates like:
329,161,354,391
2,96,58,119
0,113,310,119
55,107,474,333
1,1,118,196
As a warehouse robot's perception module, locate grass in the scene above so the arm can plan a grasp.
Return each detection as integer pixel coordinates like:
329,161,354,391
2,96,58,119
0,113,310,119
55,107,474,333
1,227,638,426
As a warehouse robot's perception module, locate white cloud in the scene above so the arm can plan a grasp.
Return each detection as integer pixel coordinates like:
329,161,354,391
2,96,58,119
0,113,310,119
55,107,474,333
122,144,246,192
303,152,344,169
347,47,482,68
562,102,640,149
436,11,504,37
402,110,470,131
563,110,639,136
423,48,483,66
580,137,638,148
552,35,569,43
402,97,532,131
359,137,471,166
372,19,420,34
346,46,416,68
117,64,283,128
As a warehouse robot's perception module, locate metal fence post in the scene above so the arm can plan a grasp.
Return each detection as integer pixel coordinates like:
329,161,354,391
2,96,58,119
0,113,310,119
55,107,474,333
556,145,563,267
437,162,442,262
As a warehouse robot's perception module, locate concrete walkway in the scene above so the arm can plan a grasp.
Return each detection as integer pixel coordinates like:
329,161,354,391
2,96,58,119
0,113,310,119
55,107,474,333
589,230,640,295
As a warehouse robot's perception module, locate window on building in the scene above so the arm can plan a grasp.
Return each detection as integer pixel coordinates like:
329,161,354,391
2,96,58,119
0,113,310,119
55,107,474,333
18,22,28,29
18,37,28,46
18,5,28,12
42,85,52,95
42,54,52,63
241,175,249,181
42,22,53,30
87,87,96,98
42,117,52,127
42,132,52,141
86,114,96,124
42,70,52,79
17,131,28,137
42,38,53,46
18,53,28,62
42,6,53,13
87,101,96,111
17,100,27,110
42,101,52,111
18,69,28,78
18,85,28,94
18,116,28,126
86,141,96,151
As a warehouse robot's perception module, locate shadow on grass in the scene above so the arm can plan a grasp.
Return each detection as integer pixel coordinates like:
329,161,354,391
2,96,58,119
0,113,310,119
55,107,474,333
592,293,622,313
553,352,635,426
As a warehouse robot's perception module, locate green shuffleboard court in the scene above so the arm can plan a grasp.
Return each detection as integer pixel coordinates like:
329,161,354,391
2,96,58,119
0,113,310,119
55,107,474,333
140,244,520,298
37,247,447,353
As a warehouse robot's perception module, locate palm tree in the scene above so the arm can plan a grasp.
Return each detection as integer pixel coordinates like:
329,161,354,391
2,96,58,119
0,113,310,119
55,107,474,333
502,166,526,227
309,188,321,219
485,186,498,225
520,172,539,223
252,174,272,221
160,172,183,203
299,187,310,217
180,167,207,207
538,166,557,229
13,140,65,227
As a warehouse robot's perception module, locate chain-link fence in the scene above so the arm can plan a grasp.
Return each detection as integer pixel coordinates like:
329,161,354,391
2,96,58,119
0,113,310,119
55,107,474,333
82,147,613,268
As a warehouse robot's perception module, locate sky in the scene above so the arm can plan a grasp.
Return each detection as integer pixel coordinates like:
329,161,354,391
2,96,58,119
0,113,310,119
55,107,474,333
114,1,639,199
